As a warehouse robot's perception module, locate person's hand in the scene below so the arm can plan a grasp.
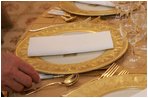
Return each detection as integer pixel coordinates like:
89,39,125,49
1,52,40,92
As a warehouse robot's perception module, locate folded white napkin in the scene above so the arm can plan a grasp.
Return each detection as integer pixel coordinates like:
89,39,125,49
28,31,114,56
39,73,64,80
76,1,115,7
48,9,66,16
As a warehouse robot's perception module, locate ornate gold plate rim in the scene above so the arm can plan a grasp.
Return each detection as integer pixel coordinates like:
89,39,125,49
16,22,128,74
60,1,118,16
64,74,147,97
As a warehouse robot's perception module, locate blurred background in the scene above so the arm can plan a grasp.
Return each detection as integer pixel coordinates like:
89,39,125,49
1,1,58,53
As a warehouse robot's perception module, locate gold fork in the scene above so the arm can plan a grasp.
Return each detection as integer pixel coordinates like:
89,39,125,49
118,70,129,75
98,63,120,80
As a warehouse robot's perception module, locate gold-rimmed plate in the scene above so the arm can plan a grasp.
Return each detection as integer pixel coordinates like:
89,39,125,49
16,22,128,74
60,1,118,16
64,74,147,97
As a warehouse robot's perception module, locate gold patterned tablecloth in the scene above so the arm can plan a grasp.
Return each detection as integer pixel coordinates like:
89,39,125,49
11,1,147,97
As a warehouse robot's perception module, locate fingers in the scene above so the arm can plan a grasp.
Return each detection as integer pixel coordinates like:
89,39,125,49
5,79,24,92
1,52,40,93
13,70,32,88
18,62,40,83
2,85,12,92
6,52,40,83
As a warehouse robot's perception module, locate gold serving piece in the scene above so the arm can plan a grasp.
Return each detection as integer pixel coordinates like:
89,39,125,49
25,74,79,95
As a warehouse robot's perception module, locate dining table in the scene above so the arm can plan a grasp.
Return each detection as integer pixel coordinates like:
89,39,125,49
8,1,147,97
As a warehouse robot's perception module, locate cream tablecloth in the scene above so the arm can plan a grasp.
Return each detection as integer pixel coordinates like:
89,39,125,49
10,1,147,97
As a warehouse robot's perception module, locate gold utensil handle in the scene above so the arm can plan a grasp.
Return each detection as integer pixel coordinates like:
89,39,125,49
26,82,61,95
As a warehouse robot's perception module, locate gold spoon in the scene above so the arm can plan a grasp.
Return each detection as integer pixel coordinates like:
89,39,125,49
25,74,79,95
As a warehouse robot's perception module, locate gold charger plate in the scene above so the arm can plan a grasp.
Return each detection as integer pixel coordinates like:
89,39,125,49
64,74,147,97
60,1,118,16
16,22,128,74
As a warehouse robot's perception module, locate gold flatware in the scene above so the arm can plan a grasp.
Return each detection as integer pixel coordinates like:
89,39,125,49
42,14,55,18
98,63,120,79
28,25,55,32
61,15,77,22
25,74,79,95
118,70,129,75
83,17,92,22
91,16,101,22
47,7,76,22
28,24,64,32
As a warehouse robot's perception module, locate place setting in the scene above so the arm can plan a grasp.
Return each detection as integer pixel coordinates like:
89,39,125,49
16,22,128,74
6,1,147,97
